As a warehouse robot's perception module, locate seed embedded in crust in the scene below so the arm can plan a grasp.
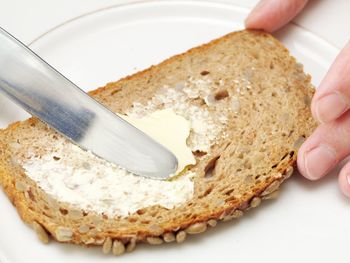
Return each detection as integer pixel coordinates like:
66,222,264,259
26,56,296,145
24,191,30,200
46,195,59,210
55,227,73,242
89,228,99,236
216,199,226,208
263,190,279,200
185,222,207,234
172,226,181,232
148,224,164,236
261,181,280,196
68,209,83,220
126,238,136,252
233,209,244,218
207,219,217,227
219,210,227,220
163,232,176,243
102,237,112,254
32,222,49,244
96,237,106,245
176,231,187,243
91,214,103,226
204,93,216,106
112,240,125,255
15,181,28,192
84,237,95,245
250,197,261,208
146,237,163,245
285,167,294,179
78,225,90,234
223,210,243,222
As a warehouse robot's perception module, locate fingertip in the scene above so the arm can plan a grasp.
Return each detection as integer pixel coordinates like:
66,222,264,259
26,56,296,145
312,92,350,124
297,138,318,180
312,41,350,123
296,134,337,181
244,14,276,33
244,12,264,31
244,17,253,30
244,0,276,32
244,16,253,30
338,165,350,198
244,0,309,33
244,19,276,33
297,143,308,178
244,0,264,27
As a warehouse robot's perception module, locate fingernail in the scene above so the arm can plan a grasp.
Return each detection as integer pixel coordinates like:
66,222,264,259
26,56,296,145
316,92,349,123
304,145,337,180
347,174,350,186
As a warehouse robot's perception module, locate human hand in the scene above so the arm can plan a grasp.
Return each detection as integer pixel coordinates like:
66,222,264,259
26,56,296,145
246,0,350,197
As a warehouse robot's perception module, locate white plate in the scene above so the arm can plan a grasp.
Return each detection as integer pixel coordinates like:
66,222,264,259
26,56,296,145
0,1,348,263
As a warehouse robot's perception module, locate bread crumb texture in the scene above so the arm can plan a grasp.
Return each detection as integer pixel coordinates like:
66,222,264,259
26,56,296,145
0,30,316,253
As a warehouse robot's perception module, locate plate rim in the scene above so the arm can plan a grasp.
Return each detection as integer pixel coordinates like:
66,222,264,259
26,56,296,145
27,0,340,57
28,0,249,46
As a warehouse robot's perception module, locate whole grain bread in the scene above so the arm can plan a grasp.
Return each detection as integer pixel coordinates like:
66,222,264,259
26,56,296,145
0,30,316,254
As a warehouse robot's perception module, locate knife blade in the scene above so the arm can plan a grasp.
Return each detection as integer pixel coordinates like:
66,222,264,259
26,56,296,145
0,27,178,180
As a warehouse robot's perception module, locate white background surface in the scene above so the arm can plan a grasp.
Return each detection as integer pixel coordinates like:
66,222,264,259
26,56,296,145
0,1,349,263
0,0,349,48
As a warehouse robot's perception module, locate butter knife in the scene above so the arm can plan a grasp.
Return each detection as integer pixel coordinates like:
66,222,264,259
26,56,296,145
0,27,178,179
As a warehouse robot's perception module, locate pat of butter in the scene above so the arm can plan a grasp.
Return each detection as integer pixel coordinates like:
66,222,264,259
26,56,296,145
119,109,196,176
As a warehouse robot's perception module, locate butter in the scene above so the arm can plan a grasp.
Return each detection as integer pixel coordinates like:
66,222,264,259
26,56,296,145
119,109,196,175
128,80,226,153
22,109,196,217
21,77,228,217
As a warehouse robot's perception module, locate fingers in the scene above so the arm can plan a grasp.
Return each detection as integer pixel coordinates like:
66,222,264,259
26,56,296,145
338,161,350,197
297,111,350,180
245,0,309,32
311,41,350,123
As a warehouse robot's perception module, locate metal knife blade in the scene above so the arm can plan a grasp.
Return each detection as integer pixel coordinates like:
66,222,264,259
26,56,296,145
0,27,178,179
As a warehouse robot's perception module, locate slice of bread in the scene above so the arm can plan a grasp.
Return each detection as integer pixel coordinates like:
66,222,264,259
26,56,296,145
0,30,316,254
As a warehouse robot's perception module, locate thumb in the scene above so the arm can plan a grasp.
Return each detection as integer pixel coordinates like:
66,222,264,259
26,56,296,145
245,0,309,32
